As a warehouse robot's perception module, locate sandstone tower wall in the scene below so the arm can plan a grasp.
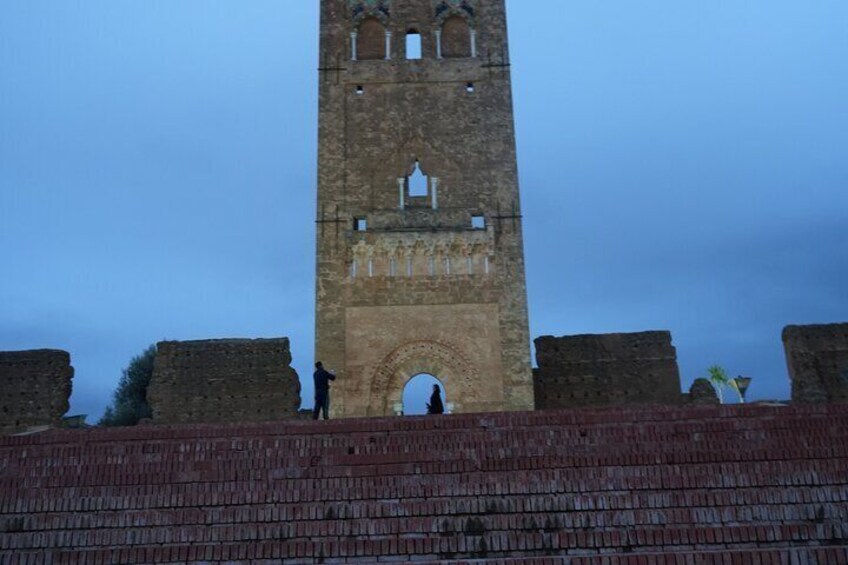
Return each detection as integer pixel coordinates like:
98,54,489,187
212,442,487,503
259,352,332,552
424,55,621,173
148,339,301,424
315,0,534,416
0,349,73,435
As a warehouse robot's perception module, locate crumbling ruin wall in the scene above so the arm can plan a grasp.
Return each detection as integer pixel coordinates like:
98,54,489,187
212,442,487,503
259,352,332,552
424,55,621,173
0,350,73,435
686,378,720,405
148,338,301,424
534,332,682,409
783,323,848,404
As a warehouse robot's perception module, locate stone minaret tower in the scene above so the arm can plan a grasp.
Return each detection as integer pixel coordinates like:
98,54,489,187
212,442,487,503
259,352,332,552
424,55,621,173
315,0,533,417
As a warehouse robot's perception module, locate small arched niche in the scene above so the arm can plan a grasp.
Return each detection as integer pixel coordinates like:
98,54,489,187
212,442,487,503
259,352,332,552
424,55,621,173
400,373,446,416
358,18,386,60
441,16,471,58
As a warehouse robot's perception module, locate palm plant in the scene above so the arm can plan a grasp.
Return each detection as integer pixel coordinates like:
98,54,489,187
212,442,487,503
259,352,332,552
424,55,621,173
706,365,730,404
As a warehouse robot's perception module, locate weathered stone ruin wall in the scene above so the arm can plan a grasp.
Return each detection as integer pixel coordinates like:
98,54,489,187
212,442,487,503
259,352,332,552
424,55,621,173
685,378,720,405
0,349,73,435
534,331,683,409
783,323,848,404
147,338,301,424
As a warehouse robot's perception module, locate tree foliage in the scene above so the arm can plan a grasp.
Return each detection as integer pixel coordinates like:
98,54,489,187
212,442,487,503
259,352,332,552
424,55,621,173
707,365,730,404
706,365,748,404
99,344,156,427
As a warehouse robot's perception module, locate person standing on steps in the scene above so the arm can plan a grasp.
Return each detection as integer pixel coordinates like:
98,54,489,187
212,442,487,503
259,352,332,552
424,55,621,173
427,384,444,415
313,361,336,420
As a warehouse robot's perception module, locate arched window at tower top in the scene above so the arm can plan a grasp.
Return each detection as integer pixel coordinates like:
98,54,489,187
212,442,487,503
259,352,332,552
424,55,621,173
357,18,387,60
441,16,472,58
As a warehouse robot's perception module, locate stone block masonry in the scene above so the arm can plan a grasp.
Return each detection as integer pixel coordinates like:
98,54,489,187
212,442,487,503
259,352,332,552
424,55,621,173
0,349,73,435
147,338,301,424
534,331,683,409
784,323,848,404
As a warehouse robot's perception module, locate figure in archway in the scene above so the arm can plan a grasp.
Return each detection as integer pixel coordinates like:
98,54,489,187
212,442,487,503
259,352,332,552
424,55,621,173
427,384,444,415
401,373,446,415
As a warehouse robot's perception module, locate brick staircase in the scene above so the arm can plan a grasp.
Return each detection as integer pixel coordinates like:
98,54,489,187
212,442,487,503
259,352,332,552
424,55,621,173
1,405,847,563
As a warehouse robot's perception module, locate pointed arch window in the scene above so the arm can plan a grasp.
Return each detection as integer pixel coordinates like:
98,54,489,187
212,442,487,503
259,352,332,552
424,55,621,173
356,18,387,60
407,161,428,197
440,16,472,58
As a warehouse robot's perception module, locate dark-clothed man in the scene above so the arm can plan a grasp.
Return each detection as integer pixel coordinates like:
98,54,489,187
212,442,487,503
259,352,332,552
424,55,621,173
313,361,336,420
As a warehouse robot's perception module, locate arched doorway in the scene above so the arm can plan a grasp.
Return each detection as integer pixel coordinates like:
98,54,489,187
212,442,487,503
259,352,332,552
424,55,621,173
367,340,477,417
400,373,447,416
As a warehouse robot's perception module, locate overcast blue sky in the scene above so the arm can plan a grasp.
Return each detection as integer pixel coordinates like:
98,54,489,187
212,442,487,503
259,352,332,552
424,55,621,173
2,1,846,419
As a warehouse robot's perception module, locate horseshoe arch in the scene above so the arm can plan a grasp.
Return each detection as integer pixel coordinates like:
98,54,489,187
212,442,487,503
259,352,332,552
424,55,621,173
367,340,478,416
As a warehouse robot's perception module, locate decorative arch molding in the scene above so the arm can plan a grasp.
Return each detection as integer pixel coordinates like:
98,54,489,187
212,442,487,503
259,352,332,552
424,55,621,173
356,17,389,60
367,340,479,416
348,234,493,263
440,15,472,58
385,137,463,181
401,156,432,179
350,0,391,26
434,0,475,27
433,1,476,59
